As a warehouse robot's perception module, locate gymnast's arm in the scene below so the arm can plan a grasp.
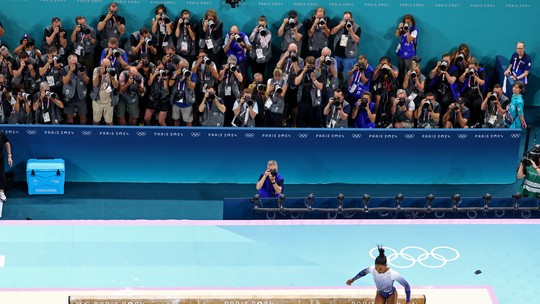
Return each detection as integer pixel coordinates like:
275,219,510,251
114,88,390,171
346,266,372,285
394,274,411,303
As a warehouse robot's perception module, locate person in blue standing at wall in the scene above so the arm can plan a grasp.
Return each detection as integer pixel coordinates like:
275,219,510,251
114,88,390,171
395,14,418,85
0,131,13,202
256,160,284,198
505,81,526,129
504,41,531,88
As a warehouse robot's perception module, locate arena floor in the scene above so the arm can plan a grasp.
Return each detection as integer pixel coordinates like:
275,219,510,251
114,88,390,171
0,218,537,303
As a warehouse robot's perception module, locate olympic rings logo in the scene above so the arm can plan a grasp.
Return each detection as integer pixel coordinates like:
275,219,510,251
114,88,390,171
369,246,460,269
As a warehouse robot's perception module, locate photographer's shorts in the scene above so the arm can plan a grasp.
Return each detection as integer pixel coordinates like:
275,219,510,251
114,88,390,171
92,101,114,124
117,100,140,118
63,100,88,115
172,104,193,122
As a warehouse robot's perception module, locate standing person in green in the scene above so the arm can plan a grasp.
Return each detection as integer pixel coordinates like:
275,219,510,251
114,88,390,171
0,131,13,202
517,147,540,197
506,81,526,129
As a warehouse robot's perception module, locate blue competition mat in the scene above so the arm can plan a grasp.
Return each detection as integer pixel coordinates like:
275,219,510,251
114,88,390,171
0,219,538,303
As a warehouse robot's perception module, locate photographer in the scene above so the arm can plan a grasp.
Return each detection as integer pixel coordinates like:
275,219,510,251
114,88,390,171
41,17,67,59
0,47,12,82
99,38,129,72
175,10,198,64
249,15,272,77
97,2,126,50
265,68,287,127
331,11,361,87
315,47,338,112
128,27,157,62
198,87,225,127
118,67,145,125
278,10,304,55
395,14,418,83
415,92,440,128
346,55,373,102
276,43,304,127
144,61,170,126
62,54,90,124
481,84,508,128
13,34,42,62
248,73,267,127
402,59,425,107
38,47,64,98
458,57,485,125
218,55,243,126
11,51,40,96
198,9,223,67
10,84,34,124
294,56,323,127
32,81,64,124
390,89,415,128
304,7,331,58
232,88,258,127
517,146,540,197
451,43,471,77
323,88,350,128
91,58,118,125
443,97,469,128
256,160,284,198
151,5,174,61
351,91,376,128
224,25,252,81
169,59,196,126
71,16,97,71
428,53,459,117
372,56,399,127
192,49,219,125
0,74,15,124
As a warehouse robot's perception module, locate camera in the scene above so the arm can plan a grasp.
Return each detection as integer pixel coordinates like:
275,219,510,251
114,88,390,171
305,67,314,76
318,18,326,26
246,97,254,107
208,20,216,29
410,70,417,79
439,61,448,71
106,67,116,76
19,92,32,102
203,56,212,65
158,69,168,77
397,97,406,107
289,51,298,62
359,97,368,109
356,63,365,71
183,18,190,26
456,53,465,63
403,22,410,31
76,63,86,72
131,76,142,84
453,104,460,111
158,14,171,23
182,68,192,78
256,82,267,92
324,56,332,66
269,169,277,177
345,20,353,29
288,18,296,28
144,37,152,44
488,92,498,102
174,91,185,101
45,91,57,99
0,84,4,91
468,67,476,76
79,25,91,35
207,92,215,100
274,85,283,95
234,34,243,44
259,27,268,37
229,64,238,72
333,97,341,105
113,49,121,57
524,145,540,167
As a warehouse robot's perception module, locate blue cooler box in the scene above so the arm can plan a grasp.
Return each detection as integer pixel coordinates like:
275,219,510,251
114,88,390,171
26,158,65,195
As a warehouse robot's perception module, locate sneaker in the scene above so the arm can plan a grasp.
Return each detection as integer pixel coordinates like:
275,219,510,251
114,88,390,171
0,192,6,202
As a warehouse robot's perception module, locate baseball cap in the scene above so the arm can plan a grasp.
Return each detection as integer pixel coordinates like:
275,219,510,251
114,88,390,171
456,97,465,104
396,89,406,95
288,10,298,18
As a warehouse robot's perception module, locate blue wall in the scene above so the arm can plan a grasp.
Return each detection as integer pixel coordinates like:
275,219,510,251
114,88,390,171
3,126,522,184
0,0,538,104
